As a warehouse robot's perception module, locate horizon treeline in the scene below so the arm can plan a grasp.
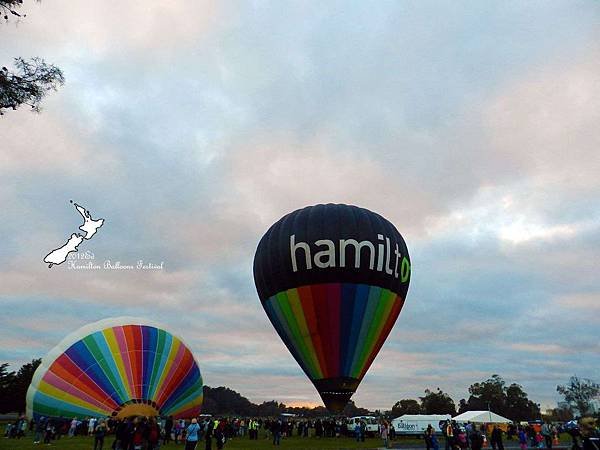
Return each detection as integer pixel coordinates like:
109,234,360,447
2,360,597,421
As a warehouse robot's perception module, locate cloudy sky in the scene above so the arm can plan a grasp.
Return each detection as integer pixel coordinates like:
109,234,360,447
1,1,599,411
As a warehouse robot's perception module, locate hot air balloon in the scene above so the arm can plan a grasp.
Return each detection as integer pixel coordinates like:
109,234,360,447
26,317,203,420
253,204,411,412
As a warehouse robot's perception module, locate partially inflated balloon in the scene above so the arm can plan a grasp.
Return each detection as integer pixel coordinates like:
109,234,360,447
254,204,411,412
26,317,203,419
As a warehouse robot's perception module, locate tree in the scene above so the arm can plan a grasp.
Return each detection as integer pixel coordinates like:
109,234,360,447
342,400,371,417
13,359,41,414
463,375,540,421
420,389,456,415
505,383,540,421
202,386,255,416
200,396,218,415
391,399,422,417
557,376,600,417
0,363,16,413
1,0,26,21
458,398,469,414
256,400,284,417
0,359,41,413
1,58,64,114
467,374,507,416
543,405,574,422
1,1,64,114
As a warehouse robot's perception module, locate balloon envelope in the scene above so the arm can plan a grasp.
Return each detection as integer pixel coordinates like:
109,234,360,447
27,317,203,419
253,204,410,411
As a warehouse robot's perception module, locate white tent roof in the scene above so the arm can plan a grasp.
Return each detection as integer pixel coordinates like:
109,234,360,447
453,411,512,423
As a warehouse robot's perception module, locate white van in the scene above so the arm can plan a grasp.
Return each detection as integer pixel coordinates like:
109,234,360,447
347,416,380,434
391,414,451,435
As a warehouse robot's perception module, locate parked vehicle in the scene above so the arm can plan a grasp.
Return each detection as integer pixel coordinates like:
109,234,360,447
346,416,380,435
392,414,452,435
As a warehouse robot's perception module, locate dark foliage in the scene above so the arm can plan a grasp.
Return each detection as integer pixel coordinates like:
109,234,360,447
0,363,16,412
543,405,574,422
0,57,64,114
341,400,371,417
420,388,456,415
0,359,41,414
391,399,422,417
0,0,25,21
202,386,256,416
1,1,64,114
557,376,600,417
458,398,469,414
201,386,370,418
460,374,541,421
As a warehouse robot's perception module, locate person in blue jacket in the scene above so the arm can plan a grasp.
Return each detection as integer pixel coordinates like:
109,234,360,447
186,418,201,450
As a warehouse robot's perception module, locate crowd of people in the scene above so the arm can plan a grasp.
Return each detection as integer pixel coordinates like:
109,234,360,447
3,414,598,450
429,419,598,450
3,415,385,448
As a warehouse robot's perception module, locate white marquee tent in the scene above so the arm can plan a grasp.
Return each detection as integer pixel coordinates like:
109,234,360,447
453,411,512,423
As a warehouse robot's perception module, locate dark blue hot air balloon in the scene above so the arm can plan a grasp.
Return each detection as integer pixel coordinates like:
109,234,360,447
254,204,411,412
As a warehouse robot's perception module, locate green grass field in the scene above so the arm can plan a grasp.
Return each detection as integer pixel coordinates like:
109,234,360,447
0,433,578,450
0,434,402,450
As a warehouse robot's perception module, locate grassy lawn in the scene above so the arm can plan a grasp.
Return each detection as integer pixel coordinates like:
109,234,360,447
0,435,405,449
0,434,578,450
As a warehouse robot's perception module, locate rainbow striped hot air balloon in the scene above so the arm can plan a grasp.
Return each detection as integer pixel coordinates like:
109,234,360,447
254,204,411,412
26,317,203,420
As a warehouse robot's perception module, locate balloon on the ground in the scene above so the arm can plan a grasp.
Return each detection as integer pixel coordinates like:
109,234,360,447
253,204,411,412
26,317,203,419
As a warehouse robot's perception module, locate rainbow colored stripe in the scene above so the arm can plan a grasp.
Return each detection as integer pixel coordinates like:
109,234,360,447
263,282,405,382
28,320,203,419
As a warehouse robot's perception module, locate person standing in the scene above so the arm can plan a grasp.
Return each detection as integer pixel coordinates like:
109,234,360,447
354,421,361,442
315,419,323,438
185,418,201,450
425,425,434,450
542,422,553,450
174,419,183,444
271,419,282,446
204,418,214,450
131,418,145,450
111,419,124,450
446,421,455,450
164,416,173,445
19,417,28,438
215,424,225,450
147,418,161,450
33,417,45,444
458,428,469,450
470,427,484,450
381,422,390,449
239,418,246,437
68,417,77,437
88,417,97,436
93,420,106,450
491,426,504,450
432,432,441,450
43,419,54,445
518,427,528,450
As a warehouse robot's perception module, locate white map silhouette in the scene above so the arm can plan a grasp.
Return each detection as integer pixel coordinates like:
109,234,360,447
44,201,104,268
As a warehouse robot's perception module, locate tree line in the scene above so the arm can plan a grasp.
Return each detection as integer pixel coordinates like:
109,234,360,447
391,374,599,422
391,375,540,421
2,360,598,421
0,359,41,414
